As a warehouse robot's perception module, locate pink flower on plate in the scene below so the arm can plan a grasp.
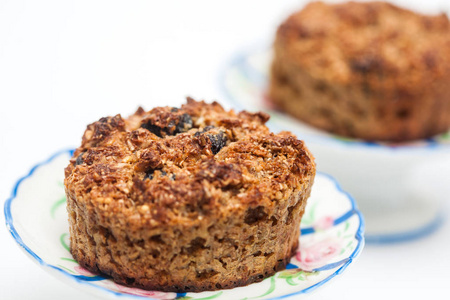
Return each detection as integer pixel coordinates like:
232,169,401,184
114,283,176,299
313,216,334,231
74,266,96,277
295,238,342,271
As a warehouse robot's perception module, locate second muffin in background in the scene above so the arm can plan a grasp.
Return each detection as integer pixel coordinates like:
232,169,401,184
270,1,450,142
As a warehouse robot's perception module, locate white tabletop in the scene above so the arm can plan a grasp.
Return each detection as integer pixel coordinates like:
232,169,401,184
1,1,450,299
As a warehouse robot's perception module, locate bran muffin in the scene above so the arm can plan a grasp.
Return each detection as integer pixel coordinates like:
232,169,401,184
64,98,316,292
269,1,450,141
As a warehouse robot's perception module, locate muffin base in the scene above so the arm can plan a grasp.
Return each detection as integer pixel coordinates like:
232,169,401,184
72,241,298,292
67,183,311,293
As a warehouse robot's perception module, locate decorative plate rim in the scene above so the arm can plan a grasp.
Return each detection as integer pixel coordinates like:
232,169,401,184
218,45,450,153
4,149,365,300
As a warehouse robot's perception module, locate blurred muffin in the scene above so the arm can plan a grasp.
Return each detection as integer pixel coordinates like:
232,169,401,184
269,1,450,141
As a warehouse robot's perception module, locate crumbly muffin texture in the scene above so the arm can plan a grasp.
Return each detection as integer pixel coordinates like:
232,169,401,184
270,1,450,141
64,98,315,292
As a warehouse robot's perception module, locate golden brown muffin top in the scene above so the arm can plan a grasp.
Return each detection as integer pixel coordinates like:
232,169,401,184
64,98,315,229
276,1,450,92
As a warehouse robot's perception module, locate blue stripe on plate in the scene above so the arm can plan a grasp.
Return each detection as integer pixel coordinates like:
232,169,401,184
301,209,359,236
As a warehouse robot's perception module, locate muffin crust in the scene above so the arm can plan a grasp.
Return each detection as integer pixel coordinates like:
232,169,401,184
65,98,316,292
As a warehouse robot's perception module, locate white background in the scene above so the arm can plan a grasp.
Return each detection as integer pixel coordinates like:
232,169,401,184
1,0,450,299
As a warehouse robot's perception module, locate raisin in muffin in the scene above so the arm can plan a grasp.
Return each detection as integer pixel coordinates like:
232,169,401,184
64,98,316,292
270,1,450,141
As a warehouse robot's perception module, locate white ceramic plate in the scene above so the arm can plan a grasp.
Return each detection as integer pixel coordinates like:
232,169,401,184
5,149,363,300
220,47,450,243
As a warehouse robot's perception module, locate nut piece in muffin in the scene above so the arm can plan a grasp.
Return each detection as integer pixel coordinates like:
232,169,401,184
270,1,450,141
64,97,316,292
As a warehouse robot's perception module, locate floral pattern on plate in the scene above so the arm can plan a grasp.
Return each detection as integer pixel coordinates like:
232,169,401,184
5,150,364,299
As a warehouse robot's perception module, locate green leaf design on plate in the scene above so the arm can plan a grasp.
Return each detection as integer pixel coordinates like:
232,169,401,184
60,257,77,263
344,221,350,232
240,276,276,300
340,239,355,255
57,264,75,274
60,233,70,252
439,131,450,141
51,196,66,219
278,269,318,286
301,202,319,226
256,276,276,298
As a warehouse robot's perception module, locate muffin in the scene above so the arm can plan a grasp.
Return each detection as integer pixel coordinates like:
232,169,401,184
64,98,316,292
269,1,450,141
